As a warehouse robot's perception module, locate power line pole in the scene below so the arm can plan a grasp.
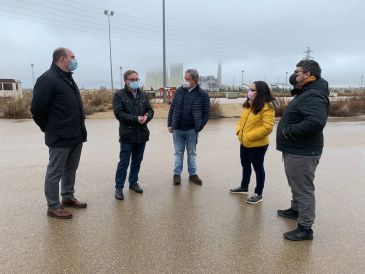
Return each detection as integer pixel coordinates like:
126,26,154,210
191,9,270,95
162,0,167,103
361,74,364,93
120,66,123,89
104,10,114,91
303,46,314,60
241,70,244,88
285,71,288,91
30,63,35,87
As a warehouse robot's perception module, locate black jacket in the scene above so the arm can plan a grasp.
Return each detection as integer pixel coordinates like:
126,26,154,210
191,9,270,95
168,84,210,132
113,86,154,143
31,64,87,147
276,78,330,156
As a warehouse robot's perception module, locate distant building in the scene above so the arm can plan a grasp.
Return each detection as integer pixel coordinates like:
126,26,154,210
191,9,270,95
0,79,22,98
144,70,165,91
217,62,222,89
169,63,183,88
199,76,220,92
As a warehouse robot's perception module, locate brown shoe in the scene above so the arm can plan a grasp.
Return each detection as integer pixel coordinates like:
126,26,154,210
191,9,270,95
62,198,87,208
173,174,181,185
47,207,73,219
189,175,202,185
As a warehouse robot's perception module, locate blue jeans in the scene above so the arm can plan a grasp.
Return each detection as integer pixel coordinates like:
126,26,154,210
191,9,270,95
173,129,198,176
240,144,268,195
115,142,146,189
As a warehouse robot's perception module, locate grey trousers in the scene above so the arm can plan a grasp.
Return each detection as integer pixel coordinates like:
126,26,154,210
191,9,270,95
45,143,83,208
283,153,321,227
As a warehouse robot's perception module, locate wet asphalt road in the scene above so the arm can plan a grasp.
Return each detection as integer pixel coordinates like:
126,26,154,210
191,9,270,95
0,118,364,273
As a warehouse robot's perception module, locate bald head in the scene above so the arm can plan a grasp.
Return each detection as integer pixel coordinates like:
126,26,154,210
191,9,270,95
53,47,68,63
52,47,75,72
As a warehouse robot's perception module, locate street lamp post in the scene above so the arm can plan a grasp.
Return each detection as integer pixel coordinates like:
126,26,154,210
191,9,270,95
285,71,288,91
30,63,35,87
241,70,244,89
119,66,123,89
104,10,114,91
162,0,167,103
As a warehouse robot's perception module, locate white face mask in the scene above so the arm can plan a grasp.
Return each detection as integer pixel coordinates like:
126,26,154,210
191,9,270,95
182,81,191,89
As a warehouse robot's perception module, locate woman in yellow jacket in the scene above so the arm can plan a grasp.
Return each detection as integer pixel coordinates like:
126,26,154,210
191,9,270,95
230,81,277,204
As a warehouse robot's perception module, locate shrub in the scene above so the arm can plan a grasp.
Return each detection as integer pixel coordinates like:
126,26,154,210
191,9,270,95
2,94,31,119
210,98,222,119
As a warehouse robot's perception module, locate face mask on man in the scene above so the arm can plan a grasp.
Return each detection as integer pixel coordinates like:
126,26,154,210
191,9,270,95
129,81,139,90
289,73,297,86
182,81,191,89
247,89,256,100
69,59,78,71
68,59,77,71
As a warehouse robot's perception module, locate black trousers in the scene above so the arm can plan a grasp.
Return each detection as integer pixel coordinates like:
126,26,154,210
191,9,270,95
240,144,268,195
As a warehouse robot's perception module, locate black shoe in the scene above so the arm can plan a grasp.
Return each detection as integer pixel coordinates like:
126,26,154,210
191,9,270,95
115,188,124,200
277,208,299,220
129,183,143,193
284,225,313,241
230,186,248,194
173,174,181,185
189,175,202,185
246,193,263,204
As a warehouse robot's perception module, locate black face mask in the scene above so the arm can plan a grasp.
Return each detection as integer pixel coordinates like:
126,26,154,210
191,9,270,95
289,73,297,86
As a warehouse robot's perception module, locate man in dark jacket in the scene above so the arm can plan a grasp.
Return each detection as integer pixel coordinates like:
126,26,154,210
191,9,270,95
168,69,210,185
113,70,154,200
31,47,87,219
276,59,329,241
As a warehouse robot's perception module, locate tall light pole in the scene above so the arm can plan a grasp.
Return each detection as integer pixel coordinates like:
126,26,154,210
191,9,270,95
361,74,364,93
232,76,235,91
30,63,35,87
162,0,167,102
120,66,123,89
285,71,288,91
104,10,114,91
241,70,244,89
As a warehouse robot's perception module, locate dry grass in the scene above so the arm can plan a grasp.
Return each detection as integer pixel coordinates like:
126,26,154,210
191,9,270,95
329,96,365,117
210,98,222,118
275,96,365,117
80,89,114,116
0,93,32,119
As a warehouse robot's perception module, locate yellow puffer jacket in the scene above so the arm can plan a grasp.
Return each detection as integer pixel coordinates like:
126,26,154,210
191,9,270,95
236,102,275,148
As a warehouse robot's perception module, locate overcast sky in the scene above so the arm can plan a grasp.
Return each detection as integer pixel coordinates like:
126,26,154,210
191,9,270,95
1,0,364,88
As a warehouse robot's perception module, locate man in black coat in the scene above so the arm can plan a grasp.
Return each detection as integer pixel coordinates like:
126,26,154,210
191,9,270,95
113,70,154,200
168,69,210,185
31,47,87,219
276,59,329,241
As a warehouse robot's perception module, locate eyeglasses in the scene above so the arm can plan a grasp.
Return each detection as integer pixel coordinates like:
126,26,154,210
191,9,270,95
294,70,304,74
126,78,140,82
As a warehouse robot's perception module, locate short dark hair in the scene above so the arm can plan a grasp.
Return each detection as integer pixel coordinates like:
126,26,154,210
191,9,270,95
296,59,321,78
123,70,138,80
52,48,67,63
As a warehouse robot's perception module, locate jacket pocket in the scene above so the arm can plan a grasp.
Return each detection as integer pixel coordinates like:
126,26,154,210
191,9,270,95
54,117,73,129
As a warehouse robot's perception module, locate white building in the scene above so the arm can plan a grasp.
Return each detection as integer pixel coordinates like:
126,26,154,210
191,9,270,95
200,76,220,92
169,63,183,88
144,69,165,91
0,79,22,98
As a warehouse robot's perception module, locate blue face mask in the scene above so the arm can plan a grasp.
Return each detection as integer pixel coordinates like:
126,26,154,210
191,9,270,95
69,59,78,71
129,81,139,90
